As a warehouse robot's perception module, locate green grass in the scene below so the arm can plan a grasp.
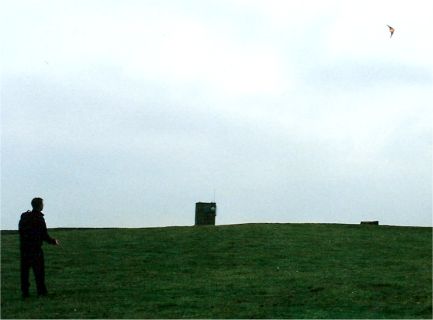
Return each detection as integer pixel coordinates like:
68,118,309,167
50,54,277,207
1,223,432,318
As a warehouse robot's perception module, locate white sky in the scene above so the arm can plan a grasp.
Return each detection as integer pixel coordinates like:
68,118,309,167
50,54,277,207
1,0,432,229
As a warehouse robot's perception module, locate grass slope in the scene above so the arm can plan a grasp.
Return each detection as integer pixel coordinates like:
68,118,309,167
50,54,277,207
1,223,432,319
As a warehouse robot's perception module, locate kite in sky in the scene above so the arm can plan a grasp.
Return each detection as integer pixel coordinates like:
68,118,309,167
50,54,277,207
387,25,395,38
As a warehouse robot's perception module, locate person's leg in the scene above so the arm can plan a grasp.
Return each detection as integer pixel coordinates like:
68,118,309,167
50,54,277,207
20,253,31,298
32,251,48,296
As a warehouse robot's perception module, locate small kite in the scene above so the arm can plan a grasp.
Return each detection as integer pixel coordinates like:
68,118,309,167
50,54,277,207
387,25,395,38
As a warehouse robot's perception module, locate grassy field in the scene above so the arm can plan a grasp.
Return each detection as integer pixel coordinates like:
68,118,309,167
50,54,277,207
1,223,431,319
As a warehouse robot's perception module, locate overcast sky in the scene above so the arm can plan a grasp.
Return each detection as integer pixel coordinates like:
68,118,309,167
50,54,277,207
1,0,432,229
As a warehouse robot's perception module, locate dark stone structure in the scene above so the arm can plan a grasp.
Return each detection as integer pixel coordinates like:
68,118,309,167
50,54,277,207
360,221,379,225
195,202,217,226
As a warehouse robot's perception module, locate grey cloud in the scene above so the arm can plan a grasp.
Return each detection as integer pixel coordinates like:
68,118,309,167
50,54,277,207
305,60,432,90
2,68,432,229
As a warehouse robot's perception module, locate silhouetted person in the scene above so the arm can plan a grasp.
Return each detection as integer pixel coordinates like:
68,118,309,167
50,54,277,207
19,198,59,298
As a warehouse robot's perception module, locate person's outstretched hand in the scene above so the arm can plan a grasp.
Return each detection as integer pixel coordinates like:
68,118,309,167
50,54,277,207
54,239,60,245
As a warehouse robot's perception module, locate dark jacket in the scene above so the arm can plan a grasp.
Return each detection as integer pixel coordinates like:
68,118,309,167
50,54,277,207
19,210,56,252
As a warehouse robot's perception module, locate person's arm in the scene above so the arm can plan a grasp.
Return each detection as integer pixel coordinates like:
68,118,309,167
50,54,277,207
40,217,59,245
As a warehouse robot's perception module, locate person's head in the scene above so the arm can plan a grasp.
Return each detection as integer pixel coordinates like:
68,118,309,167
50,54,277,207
31,198,44,211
